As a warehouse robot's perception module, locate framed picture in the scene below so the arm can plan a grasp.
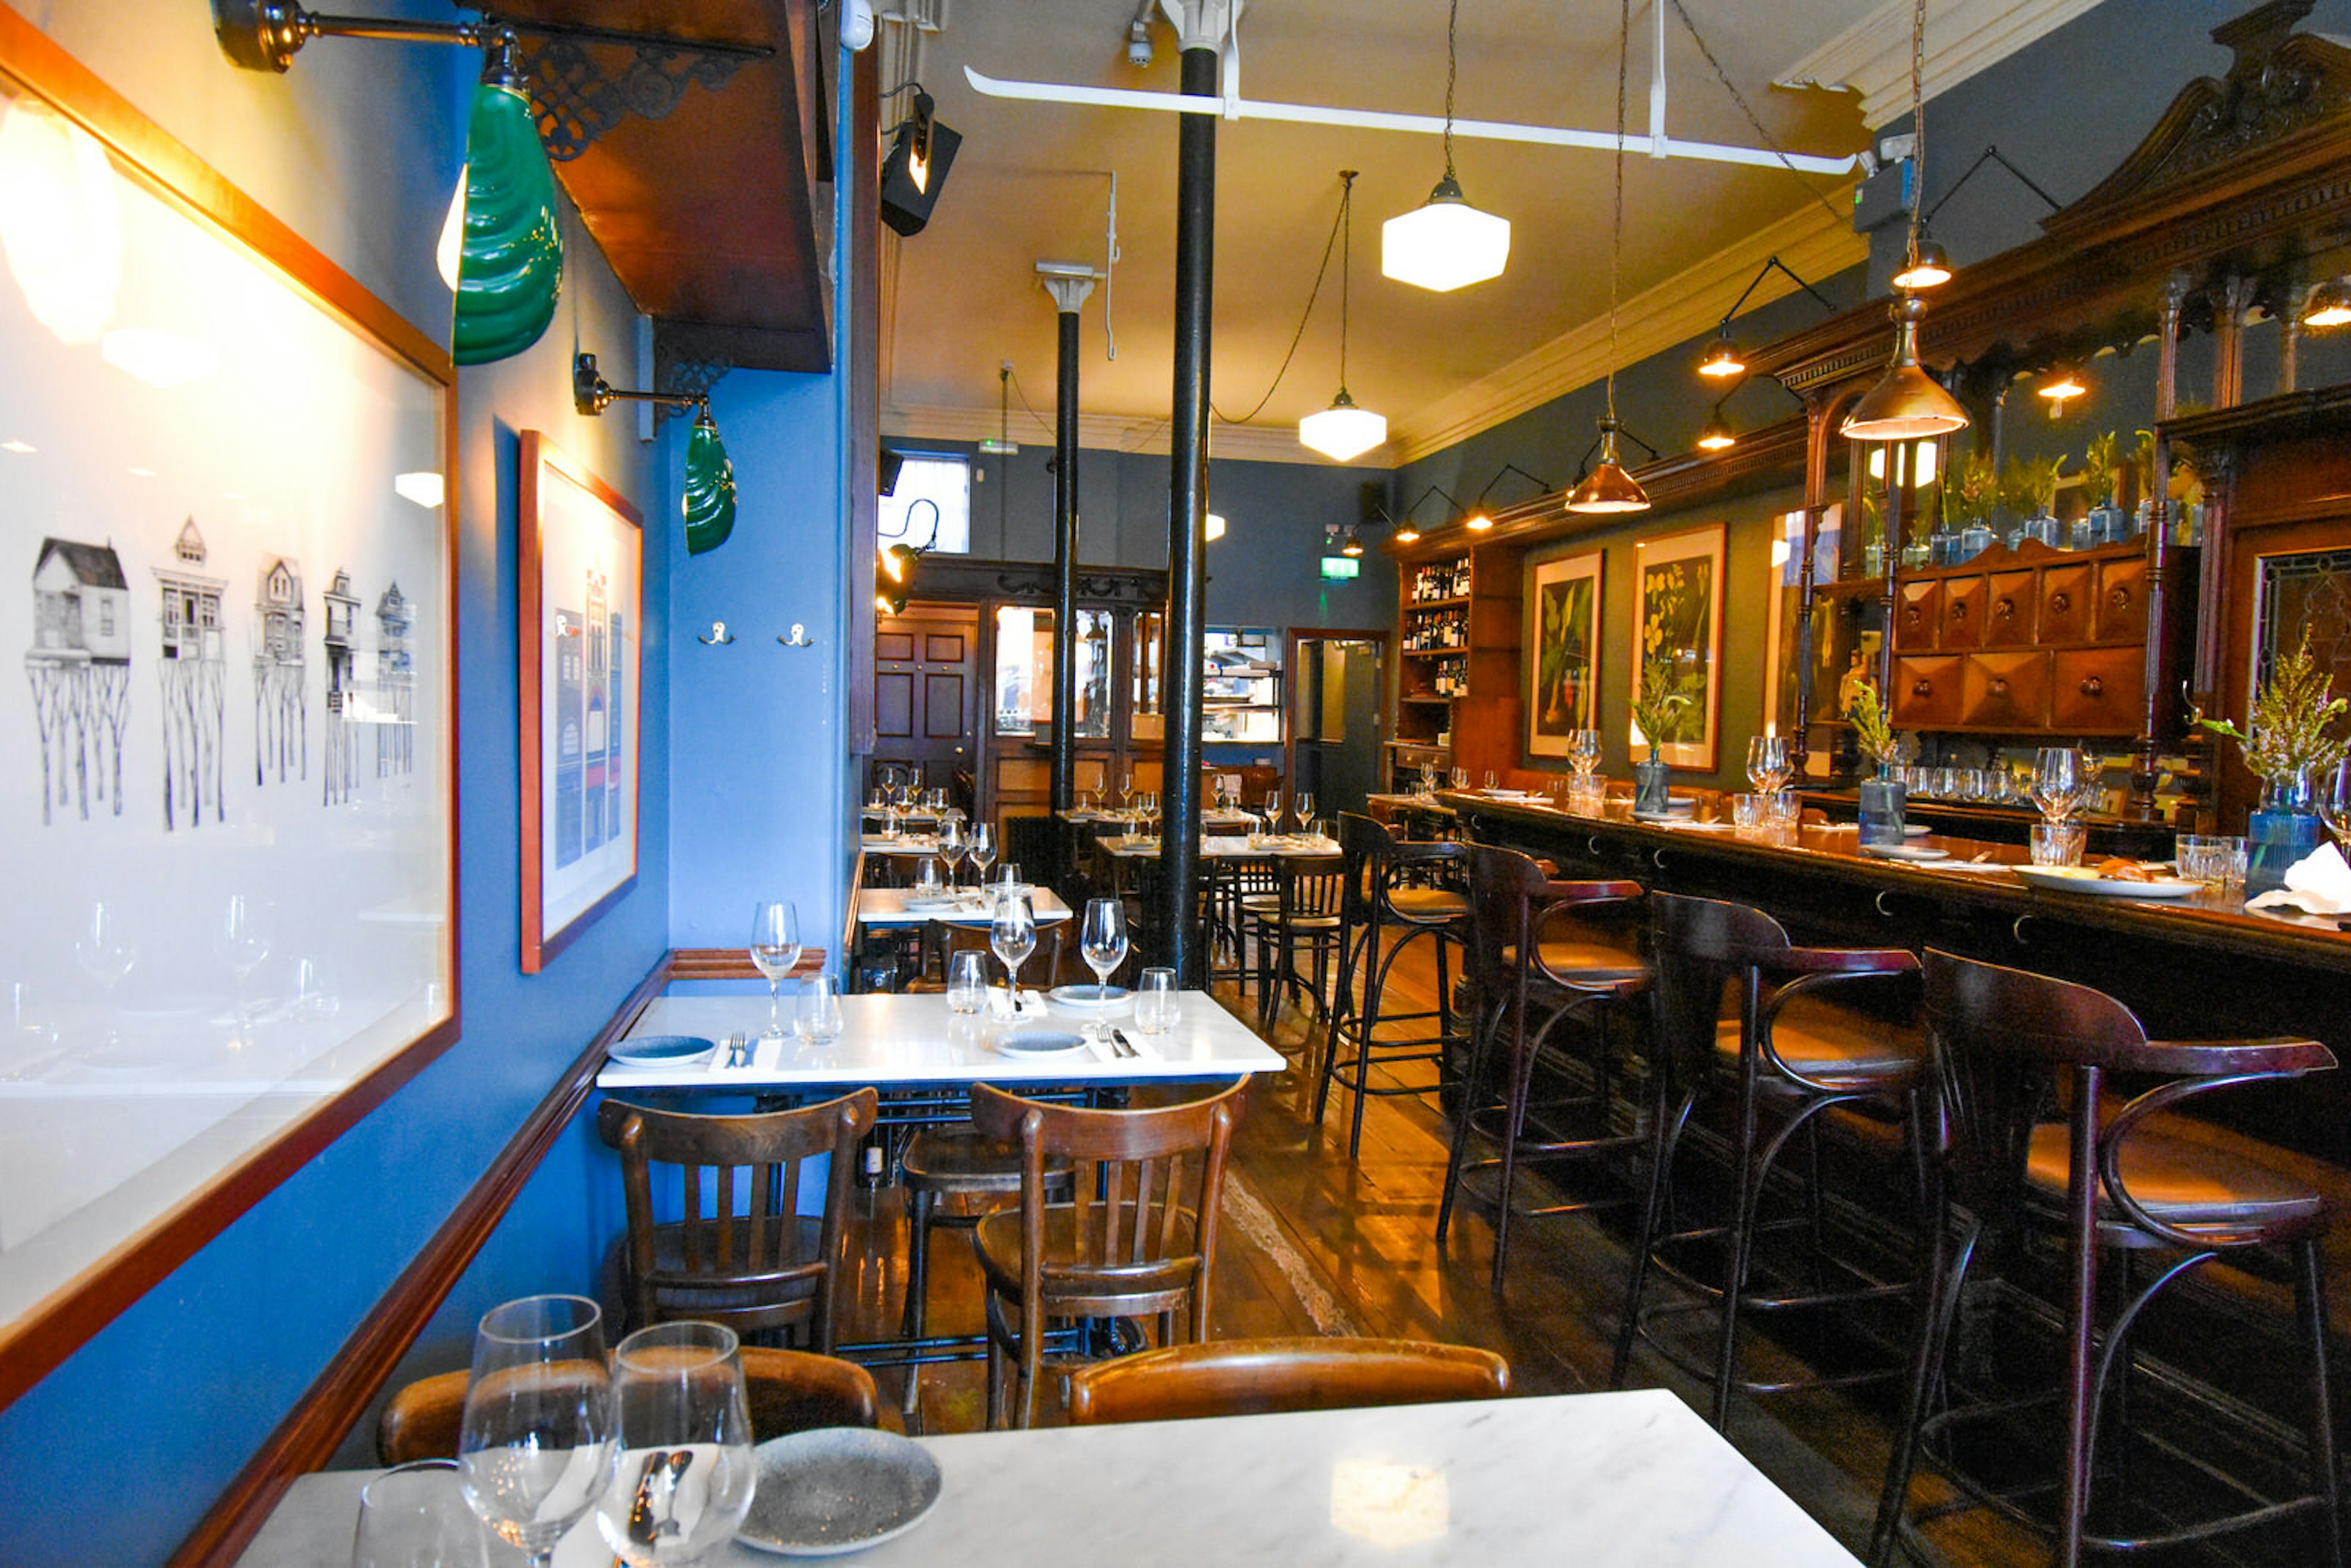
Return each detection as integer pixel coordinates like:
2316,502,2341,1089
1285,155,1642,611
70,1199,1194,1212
520,433,643,973
1632,523,1727,770
1526,549,1602,757
0,10,456,1404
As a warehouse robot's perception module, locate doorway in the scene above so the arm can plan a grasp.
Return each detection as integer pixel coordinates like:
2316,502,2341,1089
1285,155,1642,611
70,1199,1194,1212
1287,629,1387,820
873,604,978,809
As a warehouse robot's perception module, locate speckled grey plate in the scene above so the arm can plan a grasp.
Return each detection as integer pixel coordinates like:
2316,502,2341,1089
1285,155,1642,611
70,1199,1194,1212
736,1427,942,1556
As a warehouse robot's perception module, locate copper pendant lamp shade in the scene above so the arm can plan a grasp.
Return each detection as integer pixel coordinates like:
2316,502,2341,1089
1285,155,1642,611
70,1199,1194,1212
1566,419,1651,514
1842,294,1969,441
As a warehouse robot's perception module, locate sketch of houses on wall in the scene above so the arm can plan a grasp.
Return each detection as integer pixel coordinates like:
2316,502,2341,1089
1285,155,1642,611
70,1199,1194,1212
321,567,360,805
26,536,133,824
253,555,306,785
155,518,226,830
583,566,609,852
375,580,413,778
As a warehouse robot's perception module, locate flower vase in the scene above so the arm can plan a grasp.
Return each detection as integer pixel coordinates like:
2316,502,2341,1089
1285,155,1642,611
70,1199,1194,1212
1858,767,1907,848
2247,767,2326,896
1633,758,1671,817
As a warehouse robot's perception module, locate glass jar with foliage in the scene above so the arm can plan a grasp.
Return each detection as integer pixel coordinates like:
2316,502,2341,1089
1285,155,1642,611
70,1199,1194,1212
2197,632,2349,893
1846,675,1907,847
1630,665,1691,817
2082,430,2126,545
2006,454,2063,549
2129,429,2159,539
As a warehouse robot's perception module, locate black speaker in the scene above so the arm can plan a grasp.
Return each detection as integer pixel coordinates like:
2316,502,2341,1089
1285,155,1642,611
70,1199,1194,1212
1360,480,1390,525
879,448,906,497
880,112,960,238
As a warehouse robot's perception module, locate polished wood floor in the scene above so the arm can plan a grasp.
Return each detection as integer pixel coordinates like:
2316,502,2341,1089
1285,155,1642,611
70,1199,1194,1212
830,934,2265,1567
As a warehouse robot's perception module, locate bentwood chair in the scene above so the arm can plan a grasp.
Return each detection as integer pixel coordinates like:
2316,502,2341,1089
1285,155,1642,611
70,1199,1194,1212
1316,812,1470,1159
968,1079,1245,1428
1437,844,1649,1294
596,1089,877,1350
1064,1336,1510,1425
1872,951,2343,1568
1612,893,1928,1434
378,1346,885,1463
1245,850,1346,1034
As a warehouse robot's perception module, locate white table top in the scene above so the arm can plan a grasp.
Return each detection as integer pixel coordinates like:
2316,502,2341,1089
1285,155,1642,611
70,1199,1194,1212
861,834,943,855
236,1390,1858,1567
854,887,1074,926
1064,808,1262,831
1102,833,1341,860
596,990,1282,1090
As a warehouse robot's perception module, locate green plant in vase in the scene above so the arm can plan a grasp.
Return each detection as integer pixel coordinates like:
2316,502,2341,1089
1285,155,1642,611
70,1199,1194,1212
1845,675,1907,847
1859,488,1887,577
2082,430,2124,545
2196,631,2349,893
1630,662,1692,816
2131,428,2159,536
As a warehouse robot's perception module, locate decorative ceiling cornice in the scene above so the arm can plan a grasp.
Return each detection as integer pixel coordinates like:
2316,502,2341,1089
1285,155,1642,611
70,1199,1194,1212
1381,202,1865,466
1775,0,2107,129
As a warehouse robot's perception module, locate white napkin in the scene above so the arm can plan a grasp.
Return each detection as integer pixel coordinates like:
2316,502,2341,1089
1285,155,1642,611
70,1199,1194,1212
985,986,1049,1019
2246,842,2351,915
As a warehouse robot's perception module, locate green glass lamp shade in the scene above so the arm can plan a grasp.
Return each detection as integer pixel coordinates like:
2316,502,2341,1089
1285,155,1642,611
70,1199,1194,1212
452,80,562,366
683,414,737,555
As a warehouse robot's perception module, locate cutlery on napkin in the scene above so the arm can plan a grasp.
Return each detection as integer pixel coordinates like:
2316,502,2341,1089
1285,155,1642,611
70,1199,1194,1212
2246,842,2351,915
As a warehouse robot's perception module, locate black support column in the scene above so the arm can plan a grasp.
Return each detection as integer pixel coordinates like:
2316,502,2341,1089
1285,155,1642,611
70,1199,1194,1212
1039,266,1096,817
1155,16,1218,985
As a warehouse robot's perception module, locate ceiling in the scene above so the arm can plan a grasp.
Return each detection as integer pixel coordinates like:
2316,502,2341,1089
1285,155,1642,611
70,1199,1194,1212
871,0,2091,465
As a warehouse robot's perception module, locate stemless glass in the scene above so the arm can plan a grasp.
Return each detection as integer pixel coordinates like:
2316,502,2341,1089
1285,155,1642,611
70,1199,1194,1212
748,902,801,1042
946,950,989,1014
968,823,997,885
1080,897,1128,1002
354,1460,492,1568
2032,747,2087,821
1745,734,1792,793
793,974,843,1048
936,818,967,891
912,857,945,899
991,888,1037,1005
1134,966,1180,1035
594,1322,756,1567
459,1295,615,1568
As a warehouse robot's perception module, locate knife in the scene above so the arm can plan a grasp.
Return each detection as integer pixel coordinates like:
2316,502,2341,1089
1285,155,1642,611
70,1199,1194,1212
1110,1027,1137,1058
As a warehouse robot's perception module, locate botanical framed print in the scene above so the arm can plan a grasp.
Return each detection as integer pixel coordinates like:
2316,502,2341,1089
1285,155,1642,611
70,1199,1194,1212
1632,523,1726,770
519,432,643,974
1526,549,1602,757
0,11,457,1404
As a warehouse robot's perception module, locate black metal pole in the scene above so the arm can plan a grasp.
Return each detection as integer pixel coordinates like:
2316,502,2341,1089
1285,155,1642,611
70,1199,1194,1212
1051,306,1081,816
1156,40,1216,984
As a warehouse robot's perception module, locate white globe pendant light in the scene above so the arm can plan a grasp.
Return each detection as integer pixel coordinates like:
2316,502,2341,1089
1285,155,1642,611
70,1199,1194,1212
1299,171,1389,463
1383,0,1509,293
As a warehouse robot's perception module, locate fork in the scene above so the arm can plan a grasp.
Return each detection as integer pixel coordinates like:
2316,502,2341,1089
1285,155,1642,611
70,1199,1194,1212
726,1032,749,1069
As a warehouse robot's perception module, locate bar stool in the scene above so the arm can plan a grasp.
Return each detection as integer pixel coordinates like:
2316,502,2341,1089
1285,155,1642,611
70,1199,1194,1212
1314,811,1470,1159
1872,950,2343,1568
1611,891,1927,1433
1436,844,1648,1294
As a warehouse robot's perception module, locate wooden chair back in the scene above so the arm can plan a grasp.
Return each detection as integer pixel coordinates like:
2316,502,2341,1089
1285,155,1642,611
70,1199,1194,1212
1275,852,1346,922
1463,844,1642,1003
918,918,1065,989
1065,1335,1509,1425
378,1346,881,1464
595,1089,878,1348
968,1079,1243,1328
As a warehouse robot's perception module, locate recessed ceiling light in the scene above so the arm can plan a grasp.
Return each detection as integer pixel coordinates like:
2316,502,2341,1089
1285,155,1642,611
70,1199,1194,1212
1,440,34,454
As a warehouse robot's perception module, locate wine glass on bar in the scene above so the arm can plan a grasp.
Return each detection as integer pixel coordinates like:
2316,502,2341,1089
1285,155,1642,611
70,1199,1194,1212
1566,729,1602,776
1746,734,1792,794
2032,746,2087,821
748,901,801,1042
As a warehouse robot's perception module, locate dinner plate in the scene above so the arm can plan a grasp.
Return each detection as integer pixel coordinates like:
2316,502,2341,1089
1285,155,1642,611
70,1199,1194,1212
1905,823,1933,837
996,1028,1090,1056
1049,983,1130,1008
1861,843,1949,861
737,1428,943,1558
1632,811,1697,824
2012,866,2201,898
898,896,973,914
607,1033,718,1067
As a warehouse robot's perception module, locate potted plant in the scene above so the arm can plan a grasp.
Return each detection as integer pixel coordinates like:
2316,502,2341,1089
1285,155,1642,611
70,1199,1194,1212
1846,674,1907,847
2197,631,2349,893
2082,430,2125,545
1859,488,1886,578
1630,664,1692,817
2006,454,2063,549
2129,429,2159,539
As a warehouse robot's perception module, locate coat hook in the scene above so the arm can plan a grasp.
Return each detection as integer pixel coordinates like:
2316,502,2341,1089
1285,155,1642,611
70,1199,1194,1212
778,623,814,647
700,620,735,646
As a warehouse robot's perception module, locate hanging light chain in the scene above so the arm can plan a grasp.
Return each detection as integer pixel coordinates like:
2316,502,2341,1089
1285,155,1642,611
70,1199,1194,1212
1905,0,1927,274
1339,169,1356,390
1606,0,1629,422
1443,0,1460,182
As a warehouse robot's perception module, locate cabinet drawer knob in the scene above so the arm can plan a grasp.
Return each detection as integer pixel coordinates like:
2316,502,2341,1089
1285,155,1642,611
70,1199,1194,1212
2079,676,2104,698
1911,678,1933,697
1949,601,1968,622
1990,677,2009,696
2049,590,2071,613
1995,598,2017,621
2109,587,2131,607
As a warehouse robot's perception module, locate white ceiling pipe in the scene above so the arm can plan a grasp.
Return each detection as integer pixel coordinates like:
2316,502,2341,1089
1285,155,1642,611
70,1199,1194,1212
962,67,1859,177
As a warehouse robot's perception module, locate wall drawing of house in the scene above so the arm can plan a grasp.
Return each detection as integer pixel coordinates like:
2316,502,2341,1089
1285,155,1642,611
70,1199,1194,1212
375,581,414,778
321,567,360,805
26,536,133,824
154,517,226,829
253,555,306,785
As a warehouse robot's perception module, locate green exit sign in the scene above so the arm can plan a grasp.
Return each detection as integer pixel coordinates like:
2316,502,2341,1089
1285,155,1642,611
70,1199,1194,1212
1319,555,1360,580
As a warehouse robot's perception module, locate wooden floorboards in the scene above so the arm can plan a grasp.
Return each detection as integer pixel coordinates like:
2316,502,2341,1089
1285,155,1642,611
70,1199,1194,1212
829,936,2233,1567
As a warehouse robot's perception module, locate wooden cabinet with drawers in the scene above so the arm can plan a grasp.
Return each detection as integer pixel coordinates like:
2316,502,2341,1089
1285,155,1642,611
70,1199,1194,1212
1882,538,2150,737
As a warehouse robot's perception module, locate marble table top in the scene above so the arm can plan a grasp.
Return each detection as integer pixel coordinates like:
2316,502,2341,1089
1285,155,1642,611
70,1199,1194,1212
237,1390,1858,1567
854,887,1074,926
596,990,1282,1090
1101,833,1341,859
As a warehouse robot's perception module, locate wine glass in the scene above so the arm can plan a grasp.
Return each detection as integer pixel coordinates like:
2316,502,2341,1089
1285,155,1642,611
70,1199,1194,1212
594,1322,755,1567
459,1295,615,1568
968,822,997,885
936,817,967,891
2032,746,2087,821
1080,897,1128,1008
215,894,272,1045
354,1461,492,1568
2320,757,2351,858
1449,767,1468,790
1295,790,1315,826
748,902,801,1041
990,887,1037,1008
1119,770,1136,814
1745,734,1792,794
1567,729,1602,776
1264,790,1284,835
1482,770,1500,790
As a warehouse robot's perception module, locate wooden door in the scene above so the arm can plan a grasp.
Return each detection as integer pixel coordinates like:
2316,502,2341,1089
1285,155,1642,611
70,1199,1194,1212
873,605,978,798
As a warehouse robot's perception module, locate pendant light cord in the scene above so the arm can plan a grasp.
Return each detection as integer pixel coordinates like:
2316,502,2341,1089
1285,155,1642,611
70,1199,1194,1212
1605,0,1629,423
1663,0,1850,234
1338,170,1355,391
1442,0,1460,182
1905,0,1927,274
